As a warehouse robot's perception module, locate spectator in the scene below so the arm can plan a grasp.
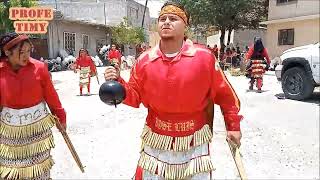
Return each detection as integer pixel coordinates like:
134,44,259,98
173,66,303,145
212,44,219,59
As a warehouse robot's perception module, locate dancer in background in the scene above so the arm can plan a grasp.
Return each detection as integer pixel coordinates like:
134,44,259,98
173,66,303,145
246,37,270,92
108,44,122,67
74,48,96,96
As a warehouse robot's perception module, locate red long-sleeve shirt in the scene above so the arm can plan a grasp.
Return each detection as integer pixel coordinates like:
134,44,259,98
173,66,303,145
246,46,270,64
118,40,243,131
0,58,66,124
74,55,96,74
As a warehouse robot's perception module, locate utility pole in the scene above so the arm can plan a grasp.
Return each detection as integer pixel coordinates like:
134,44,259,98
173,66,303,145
141,0,148,28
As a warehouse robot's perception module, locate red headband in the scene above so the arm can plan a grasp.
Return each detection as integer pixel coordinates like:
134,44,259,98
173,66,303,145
3,34,29,51
159,5,188,25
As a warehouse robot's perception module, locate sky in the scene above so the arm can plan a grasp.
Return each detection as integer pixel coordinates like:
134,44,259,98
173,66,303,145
134,0,166,18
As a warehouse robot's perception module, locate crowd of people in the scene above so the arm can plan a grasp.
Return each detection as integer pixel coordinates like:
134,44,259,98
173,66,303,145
207,44,249,69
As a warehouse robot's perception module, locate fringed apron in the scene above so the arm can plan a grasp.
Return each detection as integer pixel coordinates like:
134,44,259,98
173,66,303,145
0,102,56,180
135,110,215,179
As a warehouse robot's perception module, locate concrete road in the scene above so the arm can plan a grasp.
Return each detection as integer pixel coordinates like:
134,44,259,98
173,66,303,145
50,68,319,179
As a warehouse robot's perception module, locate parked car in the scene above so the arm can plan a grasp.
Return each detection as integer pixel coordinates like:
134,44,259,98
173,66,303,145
275,42,319,100
269,57,281,71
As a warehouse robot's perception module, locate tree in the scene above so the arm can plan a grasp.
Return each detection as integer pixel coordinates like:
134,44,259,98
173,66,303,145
111,17,146,46
0,0,37,34
171,0,269,51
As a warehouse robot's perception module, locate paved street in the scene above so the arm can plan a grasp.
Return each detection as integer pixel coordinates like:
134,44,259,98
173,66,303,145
50,68,319,179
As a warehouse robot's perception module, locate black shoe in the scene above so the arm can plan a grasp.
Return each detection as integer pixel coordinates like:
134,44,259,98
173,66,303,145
249,84,254,90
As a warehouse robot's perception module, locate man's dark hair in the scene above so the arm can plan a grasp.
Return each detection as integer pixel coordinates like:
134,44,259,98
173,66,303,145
0,32,32,58
160,1,190,24
253,36,264,53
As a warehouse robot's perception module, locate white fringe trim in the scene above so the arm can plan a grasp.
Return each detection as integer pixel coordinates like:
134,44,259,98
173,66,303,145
138,152,214,179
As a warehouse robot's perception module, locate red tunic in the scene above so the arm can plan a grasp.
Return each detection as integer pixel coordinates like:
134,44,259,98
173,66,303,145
246,46,270,64
245,46,270,78
118,40,243,134
0,58,66,124
74,55,96,74
108,49,121,65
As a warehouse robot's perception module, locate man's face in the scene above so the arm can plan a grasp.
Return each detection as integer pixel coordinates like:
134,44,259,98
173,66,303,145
7,42,31,67
158,14,186,40
79,49,86,56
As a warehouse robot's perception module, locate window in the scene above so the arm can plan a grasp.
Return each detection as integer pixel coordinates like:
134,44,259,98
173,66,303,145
278,29,294,45
277,0,297,5
82,34,89,49
64,32,76,52
130,7,138,19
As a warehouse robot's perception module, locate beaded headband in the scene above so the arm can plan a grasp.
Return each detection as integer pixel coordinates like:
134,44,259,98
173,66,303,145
3,34,29,51
159,5,188,25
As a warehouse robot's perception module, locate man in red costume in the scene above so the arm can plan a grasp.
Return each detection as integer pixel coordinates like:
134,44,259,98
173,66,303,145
245,37,270,92
74,48,96,96
0,32,66,179
104,2,243,179
108,44,122,66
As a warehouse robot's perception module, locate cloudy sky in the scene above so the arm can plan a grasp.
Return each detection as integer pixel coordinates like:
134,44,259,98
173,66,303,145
134,0,166,18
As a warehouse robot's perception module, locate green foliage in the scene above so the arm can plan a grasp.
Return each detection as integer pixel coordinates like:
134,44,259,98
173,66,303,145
171,0,268,49
171,0,268,40
111,17,146,45
184,27,196,40
0,0,38,34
